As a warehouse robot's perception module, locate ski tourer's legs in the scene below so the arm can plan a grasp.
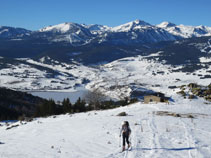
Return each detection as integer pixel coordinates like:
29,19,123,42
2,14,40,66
126,134,131,149
122,133,126,151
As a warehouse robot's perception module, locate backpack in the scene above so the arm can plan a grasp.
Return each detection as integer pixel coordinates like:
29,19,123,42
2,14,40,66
122,121,131,134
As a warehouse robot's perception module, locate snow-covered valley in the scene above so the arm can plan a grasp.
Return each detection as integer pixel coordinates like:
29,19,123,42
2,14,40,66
0,54,210,101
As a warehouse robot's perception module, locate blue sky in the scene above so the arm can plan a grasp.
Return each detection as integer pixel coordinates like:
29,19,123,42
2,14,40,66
0,0,210,30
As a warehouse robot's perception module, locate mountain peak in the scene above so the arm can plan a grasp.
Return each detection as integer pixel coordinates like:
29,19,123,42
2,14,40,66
81,24,110,32
157,21,176,28
112,19,151,32
133,19,151,26
39,22,82,33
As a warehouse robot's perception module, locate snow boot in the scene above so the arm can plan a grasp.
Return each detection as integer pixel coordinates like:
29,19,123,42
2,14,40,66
122,146,125,152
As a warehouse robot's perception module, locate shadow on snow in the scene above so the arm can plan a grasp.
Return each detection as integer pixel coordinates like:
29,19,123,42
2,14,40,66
134,147,197,151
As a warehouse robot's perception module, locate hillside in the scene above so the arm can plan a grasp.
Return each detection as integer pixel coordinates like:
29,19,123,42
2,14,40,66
0,88,47,120
0,96,211,158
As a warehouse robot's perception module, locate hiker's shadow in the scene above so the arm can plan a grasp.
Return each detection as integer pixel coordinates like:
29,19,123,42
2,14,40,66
135,147,196,151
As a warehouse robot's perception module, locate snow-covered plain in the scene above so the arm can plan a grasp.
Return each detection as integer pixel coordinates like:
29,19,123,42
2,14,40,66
0,96,211,158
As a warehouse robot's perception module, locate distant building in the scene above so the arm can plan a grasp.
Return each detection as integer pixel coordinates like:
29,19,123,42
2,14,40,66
144,92,168,103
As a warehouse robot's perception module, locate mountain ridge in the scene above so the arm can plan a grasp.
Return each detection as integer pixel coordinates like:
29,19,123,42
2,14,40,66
1,20,211,46
0,26,31,39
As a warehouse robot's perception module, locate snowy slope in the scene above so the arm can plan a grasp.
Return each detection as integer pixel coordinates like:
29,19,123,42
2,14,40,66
157,22,211,38
86,55,211,100
39,22,88,34
0,57,98,91
38,22,94,45
0,97,211,158
111,19,152,32
81,24,111,34
195,38,211,54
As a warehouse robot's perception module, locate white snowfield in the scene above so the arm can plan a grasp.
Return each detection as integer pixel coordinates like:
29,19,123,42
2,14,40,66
0,96,211,158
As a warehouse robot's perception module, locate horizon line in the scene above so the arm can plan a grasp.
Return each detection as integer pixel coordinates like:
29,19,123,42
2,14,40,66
0,19,210,31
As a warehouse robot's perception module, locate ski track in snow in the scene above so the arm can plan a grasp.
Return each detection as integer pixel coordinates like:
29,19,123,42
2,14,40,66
107,104,210,158
127,113,162,158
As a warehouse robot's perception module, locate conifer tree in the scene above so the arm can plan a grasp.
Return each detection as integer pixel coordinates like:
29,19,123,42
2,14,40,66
62,98,72,113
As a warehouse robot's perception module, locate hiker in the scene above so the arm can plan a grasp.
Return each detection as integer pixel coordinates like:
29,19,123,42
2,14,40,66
119,121,131,151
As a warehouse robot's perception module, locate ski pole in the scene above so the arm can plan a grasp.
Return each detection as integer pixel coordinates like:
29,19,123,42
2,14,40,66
129,134,132,146
119,135,121,147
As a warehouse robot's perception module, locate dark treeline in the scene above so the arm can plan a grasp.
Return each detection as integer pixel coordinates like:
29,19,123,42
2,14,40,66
0,106,20,121
0,87,138,121
34,97,138,117
35,97,86,117
0,87,46,121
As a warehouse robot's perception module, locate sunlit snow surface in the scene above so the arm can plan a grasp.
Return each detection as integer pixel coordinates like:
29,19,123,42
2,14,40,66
0,99,211,158
39,23,74,33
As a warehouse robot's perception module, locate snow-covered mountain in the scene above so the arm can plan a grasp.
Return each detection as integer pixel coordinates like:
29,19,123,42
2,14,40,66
35,20,211,45
97,20,177,45
0,26,31,39
111,19,152,32
1,20,211,46
37,22,94,45
35,20,177,45
157,21,211,38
